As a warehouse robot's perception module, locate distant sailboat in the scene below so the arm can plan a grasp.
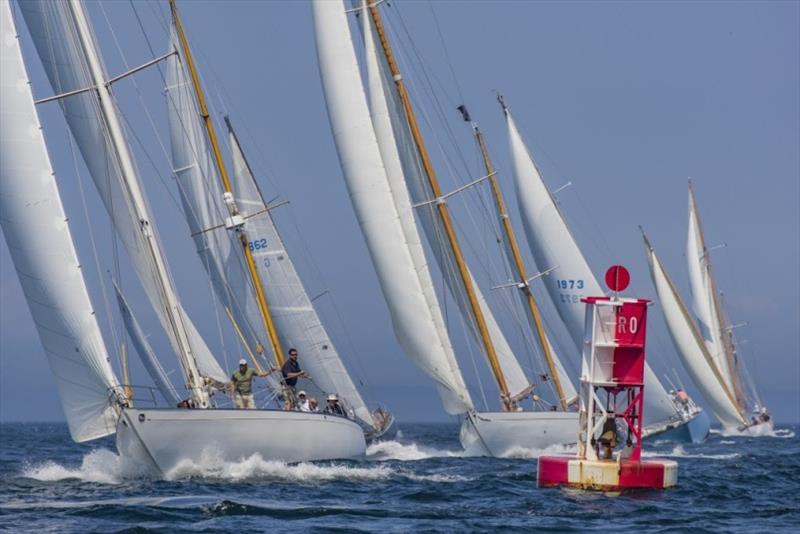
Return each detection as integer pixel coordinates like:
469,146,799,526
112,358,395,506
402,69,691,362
2,0,381,474
500,98,710,442
313,0,579,456
642,182,772,435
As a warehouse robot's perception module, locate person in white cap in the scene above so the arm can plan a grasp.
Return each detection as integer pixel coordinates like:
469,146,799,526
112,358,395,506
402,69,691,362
230,358,276,409
297,390,311,412
324,393,346,417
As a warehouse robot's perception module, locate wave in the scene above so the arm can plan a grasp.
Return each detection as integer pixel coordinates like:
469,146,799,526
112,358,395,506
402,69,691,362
644,444,739,460
21,449,124,485
366,440,463,461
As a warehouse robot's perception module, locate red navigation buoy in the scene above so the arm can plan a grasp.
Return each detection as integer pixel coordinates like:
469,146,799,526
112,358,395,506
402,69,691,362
537,269,677,491
605,264,630,292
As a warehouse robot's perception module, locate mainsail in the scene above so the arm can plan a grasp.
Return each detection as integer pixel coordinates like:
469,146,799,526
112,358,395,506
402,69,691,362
643,234,746,428
504,106,678,425
0,0,120,441
359,4,532,402
19,0,226,398
313,0,472,414
226,121,375,427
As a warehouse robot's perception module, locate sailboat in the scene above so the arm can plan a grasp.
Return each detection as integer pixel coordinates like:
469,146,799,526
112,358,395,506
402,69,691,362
313,0,580,457
1,0,378,475
642,182,772,435
500,98,711,443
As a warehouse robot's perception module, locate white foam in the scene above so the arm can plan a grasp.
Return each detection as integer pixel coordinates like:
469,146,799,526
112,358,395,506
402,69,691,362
770,428,795,439
366,440,463,461
497,442,578,459
22,449,123,484
645,444,739,460
720,440,736,445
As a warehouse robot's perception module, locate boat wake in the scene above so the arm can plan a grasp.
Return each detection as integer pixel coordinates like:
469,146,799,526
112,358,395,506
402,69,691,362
497,443,577,460
22,449,126,484
645,444,739,460
366,440,463,461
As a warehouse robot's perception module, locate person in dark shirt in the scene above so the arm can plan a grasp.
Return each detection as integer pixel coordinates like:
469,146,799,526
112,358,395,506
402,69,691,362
324,393,346,417
280,348,308,408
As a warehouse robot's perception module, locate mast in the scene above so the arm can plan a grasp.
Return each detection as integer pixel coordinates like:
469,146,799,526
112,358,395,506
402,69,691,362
66,0,208,405
366,4,512,409
169,0,285,368
461,106,568,410
688,181,746,411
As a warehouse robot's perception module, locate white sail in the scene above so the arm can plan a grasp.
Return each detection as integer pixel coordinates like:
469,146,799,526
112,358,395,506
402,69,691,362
0,0,119,441
164,28,271,377
227,125,375,428
644,235,746,428
313,0,472,414
359,3,531,400
19,0,226,393
115,286,181,405
687,184,736,393
505,108,677,424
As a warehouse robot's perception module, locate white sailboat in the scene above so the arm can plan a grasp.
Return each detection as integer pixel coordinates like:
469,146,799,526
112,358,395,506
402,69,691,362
501,100,710,442
642,182,772,435
3,0,367,475
313,0,578,457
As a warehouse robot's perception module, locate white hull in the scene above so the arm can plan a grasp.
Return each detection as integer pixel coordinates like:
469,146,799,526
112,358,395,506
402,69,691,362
459,410,578,457
116,408,366,475
723,418,775,437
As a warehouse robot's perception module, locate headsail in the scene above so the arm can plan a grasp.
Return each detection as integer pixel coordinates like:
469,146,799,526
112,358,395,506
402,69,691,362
115,286,181,405
643,233,746,428
19,0,226,398
0,0,119,441
226,120,375,428
504,106,677,424
312,0,472,414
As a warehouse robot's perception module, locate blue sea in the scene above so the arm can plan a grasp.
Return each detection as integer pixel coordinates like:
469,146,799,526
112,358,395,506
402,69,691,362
0,422,797,532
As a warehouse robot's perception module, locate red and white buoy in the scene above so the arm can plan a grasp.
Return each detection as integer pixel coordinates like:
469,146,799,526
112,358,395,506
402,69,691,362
538,265,678,491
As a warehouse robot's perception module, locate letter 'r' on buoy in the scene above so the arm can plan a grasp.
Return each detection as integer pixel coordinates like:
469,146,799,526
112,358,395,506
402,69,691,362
605,265,630,292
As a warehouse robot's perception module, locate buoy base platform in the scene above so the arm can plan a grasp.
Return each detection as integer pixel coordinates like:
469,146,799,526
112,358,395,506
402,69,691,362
537,455,678,490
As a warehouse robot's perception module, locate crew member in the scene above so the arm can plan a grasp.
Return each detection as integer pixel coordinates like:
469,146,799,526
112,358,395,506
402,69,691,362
230,359,275,409
281,348,309,408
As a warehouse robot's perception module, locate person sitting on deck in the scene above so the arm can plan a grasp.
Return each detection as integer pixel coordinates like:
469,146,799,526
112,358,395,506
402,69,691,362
297,390,311,412
308,398,319,413
281,348,309,408
230,359,276,409
324,393,346,417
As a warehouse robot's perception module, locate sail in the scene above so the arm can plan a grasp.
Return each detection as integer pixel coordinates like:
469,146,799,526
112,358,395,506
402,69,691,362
227,125,375,428
313,0,472,414
686,184,737,395
644,235,746,428
0,0,119,442
164,27,272,378
360,3,532,401
19,0,226,390
504,108,677,424
115,286,181,405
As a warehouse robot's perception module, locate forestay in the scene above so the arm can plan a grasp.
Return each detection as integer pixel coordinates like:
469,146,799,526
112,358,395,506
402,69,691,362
359,3,532,401
0,0,119,442
20,0,227,388
227,124,374,428
504,108,677,425
313,0,472,414
644,237,746,428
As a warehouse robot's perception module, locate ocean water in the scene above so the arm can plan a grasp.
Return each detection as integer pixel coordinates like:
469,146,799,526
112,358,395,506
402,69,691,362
0,422,797,532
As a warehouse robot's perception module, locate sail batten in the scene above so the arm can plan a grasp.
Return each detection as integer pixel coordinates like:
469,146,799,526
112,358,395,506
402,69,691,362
1,0,120,441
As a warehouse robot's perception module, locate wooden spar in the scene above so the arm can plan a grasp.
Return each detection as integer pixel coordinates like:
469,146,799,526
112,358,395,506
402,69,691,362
169,0,285,367
469,117,568,410
366,4,512,410
224,307,266,374
689,182,747,413
121,343,133,402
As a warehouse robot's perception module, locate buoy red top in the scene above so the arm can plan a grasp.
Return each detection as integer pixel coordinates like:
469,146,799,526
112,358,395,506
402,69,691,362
605,264,630,292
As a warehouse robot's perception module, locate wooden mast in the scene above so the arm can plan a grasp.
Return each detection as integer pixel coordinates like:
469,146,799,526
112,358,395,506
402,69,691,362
367,4,513,410
169,0,285,368
465,109,568,410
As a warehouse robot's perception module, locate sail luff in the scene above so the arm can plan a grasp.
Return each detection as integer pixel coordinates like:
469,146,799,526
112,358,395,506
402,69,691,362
366,3,514,410
0,0,120,441
312,0,472,414
168,0,286,369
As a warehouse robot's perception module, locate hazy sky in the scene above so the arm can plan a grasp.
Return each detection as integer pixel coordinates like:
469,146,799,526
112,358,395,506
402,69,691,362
1,0,798,425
